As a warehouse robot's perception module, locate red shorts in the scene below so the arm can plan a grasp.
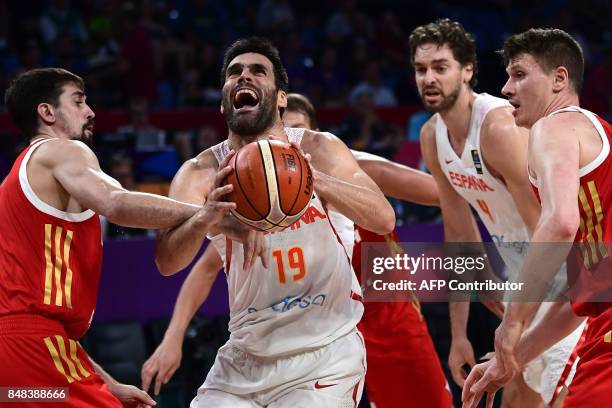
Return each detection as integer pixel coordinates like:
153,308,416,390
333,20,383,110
358,302,452,408
563,307,612,407
0,314,121,407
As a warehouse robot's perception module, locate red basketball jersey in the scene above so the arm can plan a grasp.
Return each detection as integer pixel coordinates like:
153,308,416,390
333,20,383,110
0,139,103,339
353,226,426,359
530,107,612,317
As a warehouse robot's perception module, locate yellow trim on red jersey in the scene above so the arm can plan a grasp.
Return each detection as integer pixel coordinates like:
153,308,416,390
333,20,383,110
43,336,74,383
43,224,53,305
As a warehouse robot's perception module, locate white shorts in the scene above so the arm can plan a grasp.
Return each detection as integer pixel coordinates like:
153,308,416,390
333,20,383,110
191,330,366,408
522,305,586,404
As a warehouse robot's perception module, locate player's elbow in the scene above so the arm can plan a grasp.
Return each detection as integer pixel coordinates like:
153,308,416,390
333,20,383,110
154,236,182,276
373,205,396,234
542,211,580,241
155,254,181,276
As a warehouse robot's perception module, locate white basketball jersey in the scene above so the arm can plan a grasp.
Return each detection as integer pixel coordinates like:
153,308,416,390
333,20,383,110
209,128,363,357
436,93,530,278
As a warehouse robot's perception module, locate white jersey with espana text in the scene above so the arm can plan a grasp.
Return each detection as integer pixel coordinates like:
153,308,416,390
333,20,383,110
436,93,530,277
209,128,363,357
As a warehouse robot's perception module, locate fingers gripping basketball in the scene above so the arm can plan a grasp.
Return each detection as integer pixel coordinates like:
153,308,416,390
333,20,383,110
225,140,314,232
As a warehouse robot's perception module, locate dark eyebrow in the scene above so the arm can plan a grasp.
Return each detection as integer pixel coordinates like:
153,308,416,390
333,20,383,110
431,58,450,65
227,62,243,73
72,91,85,98
249,63,267,72
226,62,268,74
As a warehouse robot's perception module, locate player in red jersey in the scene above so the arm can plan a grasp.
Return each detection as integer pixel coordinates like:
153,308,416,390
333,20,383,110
0,68,242,407
463,29,612,408
141,93,452,407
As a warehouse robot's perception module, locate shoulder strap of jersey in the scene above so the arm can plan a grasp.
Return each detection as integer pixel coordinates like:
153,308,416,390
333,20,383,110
284,127,306,145
211,140,230,164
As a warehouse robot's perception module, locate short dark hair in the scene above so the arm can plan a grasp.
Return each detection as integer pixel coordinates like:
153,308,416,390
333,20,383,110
5,68,84,139
286,93,318,130
499,28,584,94
409,18,478,89
220,37,289,92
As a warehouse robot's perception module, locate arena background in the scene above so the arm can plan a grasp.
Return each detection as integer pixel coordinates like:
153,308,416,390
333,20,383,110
0,0,610,406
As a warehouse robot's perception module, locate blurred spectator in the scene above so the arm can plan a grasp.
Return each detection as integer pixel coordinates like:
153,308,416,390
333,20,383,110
582,45,612,119
256,0,296,34
0,0,608,119
349,61,397,107
309,46,348,107
116,98,167,152
337,89,402,158
39,0,89,46
44,32,88,74
119,2,158,103
174,124,222,163
101,155,152,240
406,110,432,142
280,32,312,95
324,0,356,44
374,11,408,67
182,43,222,107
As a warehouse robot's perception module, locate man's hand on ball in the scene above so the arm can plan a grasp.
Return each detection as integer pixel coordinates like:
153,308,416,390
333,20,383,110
200,150,237,227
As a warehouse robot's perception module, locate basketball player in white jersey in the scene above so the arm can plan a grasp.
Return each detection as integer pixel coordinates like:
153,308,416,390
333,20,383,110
155,37,395,407
410,19,584,407
141,92,441,399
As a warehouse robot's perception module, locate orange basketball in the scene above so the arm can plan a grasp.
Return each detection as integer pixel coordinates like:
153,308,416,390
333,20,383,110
225,139,314,232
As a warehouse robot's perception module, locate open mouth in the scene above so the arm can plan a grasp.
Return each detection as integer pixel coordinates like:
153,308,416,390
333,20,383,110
423,88,442,101
509,100,520,115
233,88,260,111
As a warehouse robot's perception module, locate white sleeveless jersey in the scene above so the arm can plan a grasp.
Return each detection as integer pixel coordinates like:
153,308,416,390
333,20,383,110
436,93,530,278
209,128,363,357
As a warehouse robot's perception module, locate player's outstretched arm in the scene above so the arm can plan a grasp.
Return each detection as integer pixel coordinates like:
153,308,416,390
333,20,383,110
51,140,200,228
302,131,395,234
480,107,540,233
155,151,237,275
351,149,440,206
515,301,585,366
142,244,223,395
496,116,581,378
420,119,485,388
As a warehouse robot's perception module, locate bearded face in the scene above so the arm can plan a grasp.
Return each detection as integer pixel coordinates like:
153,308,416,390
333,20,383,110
419,76,462,113
221,53,283,137
222,81,277,136
54,84,95,145
413,43,472,113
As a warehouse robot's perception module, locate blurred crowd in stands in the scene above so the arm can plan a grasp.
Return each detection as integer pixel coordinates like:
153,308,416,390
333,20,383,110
1,0,611,231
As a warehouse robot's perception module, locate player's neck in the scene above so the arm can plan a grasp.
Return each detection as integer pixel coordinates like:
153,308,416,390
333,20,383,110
227,121,287,150
440,90,476,144
32,126,69,143
542,92,580,118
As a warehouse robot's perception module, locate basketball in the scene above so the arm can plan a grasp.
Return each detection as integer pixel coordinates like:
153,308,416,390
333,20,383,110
225,139,314,232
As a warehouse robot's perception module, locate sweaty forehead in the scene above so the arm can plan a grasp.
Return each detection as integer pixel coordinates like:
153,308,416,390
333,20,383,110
228,52,273,70
414,43,456,63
